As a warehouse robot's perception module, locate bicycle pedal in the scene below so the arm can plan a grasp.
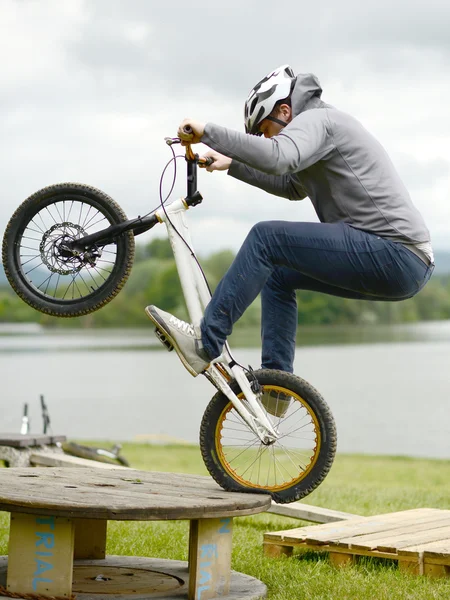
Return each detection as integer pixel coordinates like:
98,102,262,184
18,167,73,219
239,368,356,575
154,328,174,351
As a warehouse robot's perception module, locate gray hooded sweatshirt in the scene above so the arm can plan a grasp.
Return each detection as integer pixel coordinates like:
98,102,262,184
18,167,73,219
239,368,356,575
201,74,432,255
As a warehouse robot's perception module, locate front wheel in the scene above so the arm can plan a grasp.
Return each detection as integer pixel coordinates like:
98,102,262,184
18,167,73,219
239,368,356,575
2,183,135,317
200,369,337,504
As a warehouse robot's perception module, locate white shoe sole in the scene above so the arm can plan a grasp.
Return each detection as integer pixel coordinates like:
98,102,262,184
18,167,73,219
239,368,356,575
145,306,201,377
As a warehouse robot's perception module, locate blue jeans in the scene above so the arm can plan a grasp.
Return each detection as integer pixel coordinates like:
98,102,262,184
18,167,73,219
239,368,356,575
200,221,434,373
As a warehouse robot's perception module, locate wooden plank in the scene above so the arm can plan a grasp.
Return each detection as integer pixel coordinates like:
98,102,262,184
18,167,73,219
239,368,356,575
263,542,293,557
0,467,271,521
267,500,357,523
399,539,450,557
0,434,66,448
355,529,450,553
423,556,450,567
264,509,437,545
30,451,129,469
74,518,107,559
341,516,450,551
279,541,408,561
303,510,445,545
288,542,422,574
2,467,265,501
423,563,450,577
7,512,74,596
384,526,450,552
398,558,421,576
424,544,450,559
188,517,233,600
329,552,356,567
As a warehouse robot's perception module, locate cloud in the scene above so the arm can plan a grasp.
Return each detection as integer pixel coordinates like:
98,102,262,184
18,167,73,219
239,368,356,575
1,0,449,256
394,156,450,192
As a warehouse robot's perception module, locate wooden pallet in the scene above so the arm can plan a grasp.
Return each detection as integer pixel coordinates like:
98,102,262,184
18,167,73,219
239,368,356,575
263,508,450,577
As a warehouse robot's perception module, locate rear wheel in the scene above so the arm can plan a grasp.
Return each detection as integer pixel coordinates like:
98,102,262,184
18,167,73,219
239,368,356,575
62,442,130,467
200,369,336,504
2,183,135,317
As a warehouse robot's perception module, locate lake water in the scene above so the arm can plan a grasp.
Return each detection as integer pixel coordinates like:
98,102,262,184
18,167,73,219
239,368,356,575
0,322,449,460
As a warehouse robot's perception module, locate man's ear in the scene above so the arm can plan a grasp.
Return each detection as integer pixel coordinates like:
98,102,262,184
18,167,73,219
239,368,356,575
279,104,292,121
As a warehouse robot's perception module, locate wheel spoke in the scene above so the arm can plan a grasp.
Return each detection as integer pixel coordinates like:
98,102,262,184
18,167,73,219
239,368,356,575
84,267,101,289
278,422,316,441
90,266,108,283
76,270,94,293
248,445,264,484
94,259,116,266
20,245,43,252
224,438,260,465
208,380,330,495
36,272,55,293
66,200,74,222
72,276,84,299
20,256,41,267
276,441,310,471
54,202,64,223
85,214,108,230
43,272,54,295
37,212,49,231
29,220,45,235
61,278,75,300
25,263,44,276
239,445,269,479
81,205,94,229
21,235,42,242
45,205,60,226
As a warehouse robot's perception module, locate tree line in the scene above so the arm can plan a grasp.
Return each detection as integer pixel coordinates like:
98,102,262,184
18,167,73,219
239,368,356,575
1,238,450,328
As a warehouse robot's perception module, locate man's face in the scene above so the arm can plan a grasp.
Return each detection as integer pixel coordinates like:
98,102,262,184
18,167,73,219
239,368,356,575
258,104,292,138
258,118,285,138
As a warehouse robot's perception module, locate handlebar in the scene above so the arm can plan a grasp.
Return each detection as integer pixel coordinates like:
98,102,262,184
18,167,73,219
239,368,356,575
200,156,214,167
181,127,215,167
165,128,214,166
163,129,214,198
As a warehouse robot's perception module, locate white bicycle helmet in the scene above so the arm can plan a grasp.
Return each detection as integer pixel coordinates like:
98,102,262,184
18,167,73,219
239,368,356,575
244,64,295,135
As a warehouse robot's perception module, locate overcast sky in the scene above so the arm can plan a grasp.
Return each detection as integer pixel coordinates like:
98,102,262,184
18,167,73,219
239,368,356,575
1,0,449,256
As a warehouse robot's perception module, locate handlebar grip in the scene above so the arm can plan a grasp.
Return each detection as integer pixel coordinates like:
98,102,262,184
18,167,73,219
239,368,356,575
183,125,193,135
203,156,215,167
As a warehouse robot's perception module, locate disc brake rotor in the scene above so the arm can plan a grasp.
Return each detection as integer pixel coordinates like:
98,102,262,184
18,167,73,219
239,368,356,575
39,222,100,275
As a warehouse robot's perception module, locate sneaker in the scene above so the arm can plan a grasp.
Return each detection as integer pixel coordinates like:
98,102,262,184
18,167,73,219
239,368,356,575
260,390,292,418
145,305,210,377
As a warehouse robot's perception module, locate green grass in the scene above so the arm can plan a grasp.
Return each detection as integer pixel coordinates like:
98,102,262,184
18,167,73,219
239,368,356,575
1,444,449,599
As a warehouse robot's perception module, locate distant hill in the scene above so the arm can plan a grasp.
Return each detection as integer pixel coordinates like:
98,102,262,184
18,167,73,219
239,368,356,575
0,264,7,287
0,263,50,289
1,248,449,291
433,251,450,275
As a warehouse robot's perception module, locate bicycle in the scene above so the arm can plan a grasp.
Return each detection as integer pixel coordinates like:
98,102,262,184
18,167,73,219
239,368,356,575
40,394,131,467
2,133,337,503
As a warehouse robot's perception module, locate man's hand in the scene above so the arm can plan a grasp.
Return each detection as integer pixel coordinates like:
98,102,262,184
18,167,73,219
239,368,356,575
200,150,232,172
177,118,205,145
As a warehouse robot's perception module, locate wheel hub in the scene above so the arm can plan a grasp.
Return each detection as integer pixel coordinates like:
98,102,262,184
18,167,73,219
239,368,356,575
39,222,102,275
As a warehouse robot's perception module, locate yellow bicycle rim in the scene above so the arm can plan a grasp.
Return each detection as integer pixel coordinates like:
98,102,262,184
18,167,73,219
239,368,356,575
214,385,322,492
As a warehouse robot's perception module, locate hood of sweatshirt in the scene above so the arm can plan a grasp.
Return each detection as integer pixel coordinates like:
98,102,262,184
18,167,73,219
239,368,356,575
290,73,325,116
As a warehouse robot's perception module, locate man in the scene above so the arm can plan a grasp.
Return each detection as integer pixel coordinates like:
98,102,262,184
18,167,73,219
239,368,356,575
146,65,434,377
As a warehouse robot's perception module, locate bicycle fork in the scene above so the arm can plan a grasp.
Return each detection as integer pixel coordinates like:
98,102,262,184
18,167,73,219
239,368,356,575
206,361,279,445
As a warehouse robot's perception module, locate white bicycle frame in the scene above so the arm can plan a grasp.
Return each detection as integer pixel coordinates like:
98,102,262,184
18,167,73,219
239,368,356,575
154,198,278,444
